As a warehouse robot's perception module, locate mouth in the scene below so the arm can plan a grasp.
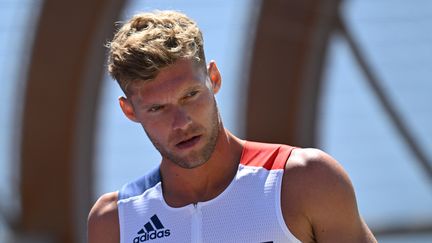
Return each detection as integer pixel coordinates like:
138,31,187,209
175,135,201,150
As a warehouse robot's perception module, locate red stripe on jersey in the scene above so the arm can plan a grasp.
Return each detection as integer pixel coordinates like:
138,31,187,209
240,141,295,170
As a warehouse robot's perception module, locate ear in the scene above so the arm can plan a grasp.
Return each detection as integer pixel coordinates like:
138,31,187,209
119,96,139,122
207,60,221,94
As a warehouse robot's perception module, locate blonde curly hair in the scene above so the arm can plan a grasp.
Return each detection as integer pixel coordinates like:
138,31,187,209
107,10,206,94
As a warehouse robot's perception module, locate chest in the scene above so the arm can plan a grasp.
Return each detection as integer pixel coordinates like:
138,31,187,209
118,168,297,243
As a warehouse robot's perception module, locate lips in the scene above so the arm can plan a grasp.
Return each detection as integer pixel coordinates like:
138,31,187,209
175,135,201,149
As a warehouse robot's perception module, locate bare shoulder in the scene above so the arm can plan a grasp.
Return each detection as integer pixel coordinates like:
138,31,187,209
88,191,120,243
285,148,352,191
281,148,376,242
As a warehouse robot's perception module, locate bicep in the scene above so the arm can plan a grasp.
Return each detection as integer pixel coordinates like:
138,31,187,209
310,181,372,242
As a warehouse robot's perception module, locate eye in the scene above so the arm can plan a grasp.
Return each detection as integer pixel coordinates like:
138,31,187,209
185,90,199,99
148,105,164,112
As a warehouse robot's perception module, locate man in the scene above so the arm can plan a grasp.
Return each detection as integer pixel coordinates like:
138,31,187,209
88,10,377,243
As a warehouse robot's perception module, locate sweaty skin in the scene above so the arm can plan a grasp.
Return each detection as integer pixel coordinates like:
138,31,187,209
88,59,377,243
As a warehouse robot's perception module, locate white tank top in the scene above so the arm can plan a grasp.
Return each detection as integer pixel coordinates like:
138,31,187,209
117,141,301,243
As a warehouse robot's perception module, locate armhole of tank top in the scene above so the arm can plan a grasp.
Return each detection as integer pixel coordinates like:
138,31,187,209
117,196,126,243
275,159,302,243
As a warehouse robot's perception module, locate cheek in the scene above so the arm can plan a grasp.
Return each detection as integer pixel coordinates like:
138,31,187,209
188,94,215,118
142,119,169,141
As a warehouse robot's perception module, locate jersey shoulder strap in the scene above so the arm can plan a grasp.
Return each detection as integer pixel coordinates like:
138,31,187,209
240,141,295,170
118,166,161,201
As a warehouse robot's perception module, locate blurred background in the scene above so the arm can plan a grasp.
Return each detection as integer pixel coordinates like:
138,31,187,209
1,0,431,242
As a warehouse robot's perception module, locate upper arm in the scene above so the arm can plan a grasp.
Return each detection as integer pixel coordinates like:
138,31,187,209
282,148,376,243
88,191,120,243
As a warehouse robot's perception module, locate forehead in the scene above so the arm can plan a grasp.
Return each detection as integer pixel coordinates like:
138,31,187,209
130,59,207,102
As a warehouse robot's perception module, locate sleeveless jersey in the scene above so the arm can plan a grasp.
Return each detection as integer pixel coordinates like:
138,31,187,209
117,141,301,243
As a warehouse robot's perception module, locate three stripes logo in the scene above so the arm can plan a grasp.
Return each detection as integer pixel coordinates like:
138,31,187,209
133,214,171,242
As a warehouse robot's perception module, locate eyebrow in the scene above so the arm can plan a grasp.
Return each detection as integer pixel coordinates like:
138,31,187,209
182,84,203,95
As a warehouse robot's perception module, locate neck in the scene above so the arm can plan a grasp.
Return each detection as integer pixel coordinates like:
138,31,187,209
160,128,244,207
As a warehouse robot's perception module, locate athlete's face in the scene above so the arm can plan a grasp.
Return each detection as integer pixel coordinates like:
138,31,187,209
119,59,222,169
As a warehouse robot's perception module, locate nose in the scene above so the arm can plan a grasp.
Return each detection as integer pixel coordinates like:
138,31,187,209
172,107,192,131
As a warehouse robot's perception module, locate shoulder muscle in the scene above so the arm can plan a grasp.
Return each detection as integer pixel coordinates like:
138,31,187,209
88,191,120,243
282,148,376,242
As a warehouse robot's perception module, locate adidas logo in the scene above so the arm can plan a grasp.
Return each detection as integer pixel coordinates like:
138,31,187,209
133,214,171,242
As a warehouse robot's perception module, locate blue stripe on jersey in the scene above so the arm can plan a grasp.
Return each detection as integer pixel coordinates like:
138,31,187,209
150,214,165,229
118,166,161,200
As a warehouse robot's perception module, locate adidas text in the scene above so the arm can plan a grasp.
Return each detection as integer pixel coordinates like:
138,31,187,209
133,229,171,242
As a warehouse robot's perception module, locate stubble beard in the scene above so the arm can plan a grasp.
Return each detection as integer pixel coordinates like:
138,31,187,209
145,102,220,169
